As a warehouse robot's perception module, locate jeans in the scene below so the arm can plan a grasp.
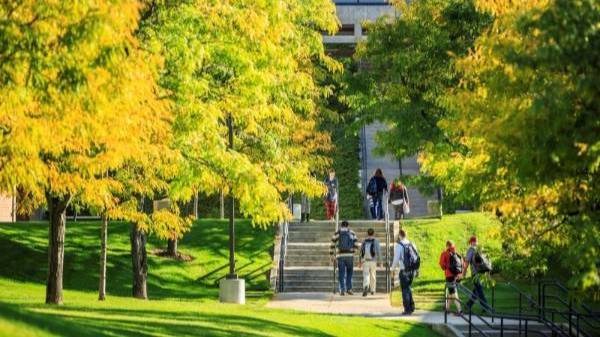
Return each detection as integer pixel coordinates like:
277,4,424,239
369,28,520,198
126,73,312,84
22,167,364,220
400,271,415,312
337,256,354,292
467,276,488,310
373,194,384,220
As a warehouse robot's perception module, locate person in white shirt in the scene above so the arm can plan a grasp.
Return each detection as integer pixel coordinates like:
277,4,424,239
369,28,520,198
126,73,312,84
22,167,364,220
358,228,382,297
391,229,419,315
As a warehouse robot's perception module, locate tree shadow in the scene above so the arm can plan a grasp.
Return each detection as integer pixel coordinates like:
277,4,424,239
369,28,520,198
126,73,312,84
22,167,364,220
1,302,334,337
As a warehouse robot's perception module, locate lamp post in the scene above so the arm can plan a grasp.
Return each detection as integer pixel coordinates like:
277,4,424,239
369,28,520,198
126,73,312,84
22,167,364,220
219,114,245,304
226,114,237,279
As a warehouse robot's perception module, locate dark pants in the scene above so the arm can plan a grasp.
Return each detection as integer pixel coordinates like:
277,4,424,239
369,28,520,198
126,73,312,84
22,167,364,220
400,271,415,312
373,194,384,220
467,276,488,310
337,256,354,292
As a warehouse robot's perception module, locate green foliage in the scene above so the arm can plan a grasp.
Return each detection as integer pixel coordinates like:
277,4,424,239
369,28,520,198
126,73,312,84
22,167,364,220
140,0,342,226
349,0,599,289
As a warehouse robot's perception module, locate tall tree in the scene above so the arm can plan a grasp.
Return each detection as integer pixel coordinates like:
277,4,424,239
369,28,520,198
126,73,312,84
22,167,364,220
139,0,341,225
436,0,600,288
0,1,185,303
345,0,491,203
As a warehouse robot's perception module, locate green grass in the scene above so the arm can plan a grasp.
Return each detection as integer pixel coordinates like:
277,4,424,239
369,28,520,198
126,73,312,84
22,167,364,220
391,212,521,311
0,219,438,337
390,213,600,314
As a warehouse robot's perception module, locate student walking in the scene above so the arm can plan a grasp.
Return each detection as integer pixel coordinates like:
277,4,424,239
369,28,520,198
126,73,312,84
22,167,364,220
330,220,359,295
391,229,420,315
389,179,410,220
366,168,388,220
359,228,382,297
300,194,311,223
440,240,464,316
465,236,491,311
324,170,338,221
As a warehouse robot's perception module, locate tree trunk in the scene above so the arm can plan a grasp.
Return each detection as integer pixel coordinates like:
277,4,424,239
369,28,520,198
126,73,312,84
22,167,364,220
220,189,225,219
167,238,178,257
130,223,148,299
193,192,199,218
98,214,108,300
46,194,70,304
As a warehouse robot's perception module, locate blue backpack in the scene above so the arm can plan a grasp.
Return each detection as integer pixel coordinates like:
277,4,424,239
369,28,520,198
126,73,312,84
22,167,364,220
401,242,420,272
367,178,377,196
338,231,354,253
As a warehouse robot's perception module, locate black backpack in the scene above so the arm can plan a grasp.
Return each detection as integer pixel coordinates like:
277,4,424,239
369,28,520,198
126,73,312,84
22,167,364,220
367,178,377,196
361,239,377,260
401,242,420,272
449,251,464,276
474,249,492,273
338,230,354,253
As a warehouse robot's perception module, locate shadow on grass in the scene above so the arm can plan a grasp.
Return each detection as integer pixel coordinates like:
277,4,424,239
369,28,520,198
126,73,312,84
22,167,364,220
0,302,333,337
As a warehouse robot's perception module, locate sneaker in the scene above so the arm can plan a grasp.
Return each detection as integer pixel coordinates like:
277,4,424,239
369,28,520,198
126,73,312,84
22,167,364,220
340,291,346,296
370,291,375,295
347,290,354,295
401,311,412,316
362,287,368,297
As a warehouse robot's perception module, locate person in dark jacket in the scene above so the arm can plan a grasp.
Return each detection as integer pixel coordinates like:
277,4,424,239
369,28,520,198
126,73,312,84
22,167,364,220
389,179,410,220
367,168,388,220
465,236,489,311
330,221,360,295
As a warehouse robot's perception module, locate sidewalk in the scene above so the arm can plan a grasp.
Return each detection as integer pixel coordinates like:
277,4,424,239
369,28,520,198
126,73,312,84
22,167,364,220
267,292,468,325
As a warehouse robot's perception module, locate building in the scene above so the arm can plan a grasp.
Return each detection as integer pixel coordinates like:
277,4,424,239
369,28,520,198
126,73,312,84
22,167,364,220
323,0,396,45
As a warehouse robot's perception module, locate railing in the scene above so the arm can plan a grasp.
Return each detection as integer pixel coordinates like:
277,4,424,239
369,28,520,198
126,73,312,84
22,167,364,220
277,198,292,292
385,191,391,293
445,282,569,337
538,280,600,337
360,126,369,217
332,191,340,294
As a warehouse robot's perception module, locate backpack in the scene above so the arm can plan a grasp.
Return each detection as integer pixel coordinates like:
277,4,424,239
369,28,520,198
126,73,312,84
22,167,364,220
367,178,377,196
361,239,377,260
338,230,354,253
449,251,464,276
474,249,492,273
401,242,420,272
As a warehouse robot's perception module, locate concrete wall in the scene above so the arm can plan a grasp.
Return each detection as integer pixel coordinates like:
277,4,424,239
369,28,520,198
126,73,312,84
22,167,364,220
0,194,15,222
323,4,397,44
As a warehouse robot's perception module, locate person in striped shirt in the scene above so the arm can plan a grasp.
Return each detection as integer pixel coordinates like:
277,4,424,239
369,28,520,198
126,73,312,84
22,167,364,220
330,221,360,295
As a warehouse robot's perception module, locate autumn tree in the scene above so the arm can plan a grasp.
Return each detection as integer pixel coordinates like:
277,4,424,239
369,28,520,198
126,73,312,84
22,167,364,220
140,0,340,226
0,1,187,303
434,0,600,288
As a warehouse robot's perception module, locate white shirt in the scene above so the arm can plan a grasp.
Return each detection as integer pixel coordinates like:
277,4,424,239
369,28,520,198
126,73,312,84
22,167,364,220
391,238,417,271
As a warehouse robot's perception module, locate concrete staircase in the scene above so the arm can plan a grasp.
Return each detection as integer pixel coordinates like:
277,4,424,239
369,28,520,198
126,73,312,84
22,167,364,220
282,220,394,293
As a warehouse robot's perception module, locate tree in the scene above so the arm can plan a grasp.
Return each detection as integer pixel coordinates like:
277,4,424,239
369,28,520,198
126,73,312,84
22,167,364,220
0,1,186,303
139,0,341,226
436,0,600,289
345,0,491,204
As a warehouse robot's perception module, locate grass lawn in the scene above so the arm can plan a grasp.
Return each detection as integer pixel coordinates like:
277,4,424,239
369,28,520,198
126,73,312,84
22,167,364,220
0,219,438,337
391,212,530,312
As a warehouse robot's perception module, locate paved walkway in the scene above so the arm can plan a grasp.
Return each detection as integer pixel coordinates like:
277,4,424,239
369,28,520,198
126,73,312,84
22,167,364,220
267,292,468,325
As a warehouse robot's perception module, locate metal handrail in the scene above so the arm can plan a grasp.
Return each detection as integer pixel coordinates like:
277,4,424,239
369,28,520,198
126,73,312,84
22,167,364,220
447,283,567,337
539,280,600,336
277,198,292,292
385,191,390,293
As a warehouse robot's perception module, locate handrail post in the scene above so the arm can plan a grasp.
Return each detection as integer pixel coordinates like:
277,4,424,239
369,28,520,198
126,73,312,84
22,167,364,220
500,317,504,337
492,284,495,323
519,293,522,336
444,286,448,324
385,191,390,293
469,307,472,337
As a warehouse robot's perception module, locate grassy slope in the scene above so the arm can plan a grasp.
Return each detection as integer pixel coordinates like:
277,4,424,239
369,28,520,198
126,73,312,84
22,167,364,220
0,219,437,337
391,212,600,313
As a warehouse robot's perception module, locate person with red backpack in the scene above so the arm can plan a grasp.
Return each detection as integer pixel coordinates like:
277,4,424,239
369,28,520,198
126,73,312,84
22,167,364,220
439,240,464,316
